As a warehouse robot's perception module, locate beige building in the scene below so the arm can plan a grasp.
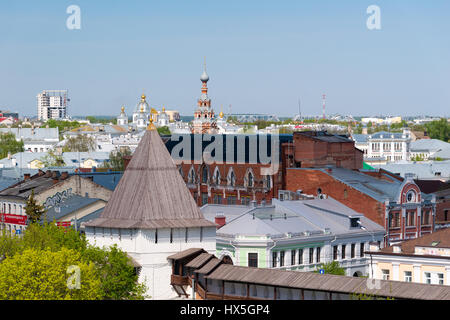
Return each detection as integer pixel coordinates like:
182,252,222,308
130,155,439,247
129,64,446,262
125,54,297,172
367,228,450,286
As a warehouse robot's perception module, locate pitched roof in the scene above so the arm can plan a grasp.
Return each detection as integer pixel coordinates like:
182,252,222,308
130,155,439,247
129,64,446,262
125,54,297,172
84,128,216,229
204,261,450,300
377,228,450,255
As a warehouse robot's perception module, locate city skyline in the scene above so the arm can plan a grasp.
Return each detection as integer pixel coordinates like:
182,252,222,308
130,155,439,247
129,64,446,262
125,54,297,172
1,1,449,118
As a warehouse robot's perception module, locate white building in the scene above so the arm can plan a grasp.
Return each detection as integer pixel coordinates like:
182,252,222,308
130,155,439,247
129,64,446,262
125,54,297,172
37,90,68,121
0,127,59,153
83,123,216,299
367,228,450,286
201,194,385,277
362,129,411,162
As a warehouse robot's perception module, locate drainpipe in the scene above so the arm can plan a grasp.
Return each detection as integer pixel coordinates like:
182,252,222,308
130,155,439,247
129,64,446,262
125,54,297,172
268,239,277,268
191,275,196,300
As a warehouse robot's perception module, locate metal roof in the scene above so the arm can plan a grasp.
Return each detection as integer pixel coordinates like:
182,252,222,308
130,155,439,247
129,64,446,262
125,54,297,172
204,261,450,300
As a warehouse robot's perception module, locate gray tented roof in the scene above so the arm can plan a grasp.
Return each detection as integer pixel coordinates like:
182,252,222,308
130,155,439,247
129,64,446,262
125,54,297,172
84,127,215,229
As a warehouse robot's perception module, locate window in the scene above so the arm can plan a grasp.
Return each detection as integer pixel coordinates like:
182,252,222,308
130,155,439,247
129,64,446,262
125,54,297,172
185,228,188,243
248,253,258,268
200,227,203,242
213,194,223,204
404,271,412,282
316,247,321,263
291,250,296,266
228,169,236,186
227,196,237,205
351,244,355,258
247,172,254,187
424,272,431,284
350,218,359,228
406,212,415,226
341,245,346,260
155,229,158,244
298,249,303,265
445,210,449,221
406,191,416,203
438,273,444,285
272,251,277,268
422,211,430,225
360,243,365,257
202,166,208,183
213,169,220,185
201,193,208,206
169,229,173,243
309,248,314,264
241,196,250,205
382,269,390,280
280,251,285,267
265,175,271,189
333,246,338,260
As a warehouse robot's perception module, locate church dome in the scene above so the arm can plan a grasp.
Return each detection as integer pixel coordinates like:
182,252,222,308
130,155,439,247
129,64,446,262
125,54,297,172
136,94,149,113
200,70,209,82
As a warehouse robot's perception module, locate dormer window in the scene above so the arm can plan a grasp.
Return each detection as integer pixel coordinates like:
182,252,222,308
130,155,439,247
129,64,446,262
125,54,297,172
350,218,360,228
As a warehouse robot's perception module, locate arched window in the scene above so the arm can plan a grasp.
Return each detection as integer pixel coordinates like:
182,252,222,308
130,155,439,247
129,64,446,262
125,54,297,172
265,175,271,189
188,166,195,184
406,190,416,203
202,166,209,184
247,171,254,188
228,168,236,187
213,167,221,185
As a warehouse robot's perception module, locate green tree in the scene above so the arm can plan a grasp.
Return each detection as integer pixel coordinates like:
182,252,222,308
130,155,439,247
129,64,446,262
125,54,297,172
83,245,147,300
157,126,171,135
0,223,147,300
314,261,346,276
101,147,132,171
40,150,66,167
25,190,47,224
0,132,24,159
424,118,450,142
0,247,102,300
62,135,96,152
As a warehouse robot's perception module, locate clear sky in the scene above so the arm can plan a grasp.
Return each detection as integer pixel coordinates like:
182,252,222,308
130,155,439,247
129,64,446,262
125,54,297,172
0,0,449,117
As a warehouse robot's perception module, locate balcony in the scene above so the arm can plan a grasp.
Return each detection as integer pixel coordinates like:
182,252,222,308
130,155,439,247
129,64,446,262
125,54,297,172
170,274,190,286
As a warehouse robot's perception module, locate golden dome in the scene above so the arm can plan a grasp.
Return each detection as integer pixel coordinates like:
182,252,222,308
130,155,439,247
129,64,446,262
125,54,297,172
146,117,156,131
162,106,166,112
121,106,125,112
140,105,144,112
150,107,158,114
141,94,146,100
219,111,224,118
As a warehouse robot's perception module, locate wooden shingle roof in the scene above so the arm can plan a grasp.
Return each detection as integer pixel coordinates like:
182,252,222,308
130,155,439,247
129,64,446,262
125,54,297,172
84,128,216,229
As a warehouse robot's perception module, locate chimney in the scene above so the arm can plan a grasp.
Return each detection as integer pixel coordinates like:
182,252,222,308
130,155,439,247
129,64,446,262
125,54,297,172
24,173,31,181
215,213,226,229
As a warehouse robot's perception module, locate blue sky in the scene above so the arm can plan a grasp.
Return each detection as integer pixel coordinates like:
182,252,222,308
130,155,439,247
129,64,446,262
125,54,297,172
0,0,449,117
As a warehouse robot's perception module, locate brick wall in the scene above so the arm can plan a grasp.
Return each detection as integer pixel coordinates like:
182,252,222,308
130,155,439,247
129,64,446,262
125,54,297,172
285,168,385,226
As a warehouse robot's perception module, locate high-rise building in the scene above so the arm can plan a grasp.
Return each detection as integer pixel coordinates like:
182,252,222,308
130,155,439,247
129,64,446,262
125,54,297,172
36,90,68,121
